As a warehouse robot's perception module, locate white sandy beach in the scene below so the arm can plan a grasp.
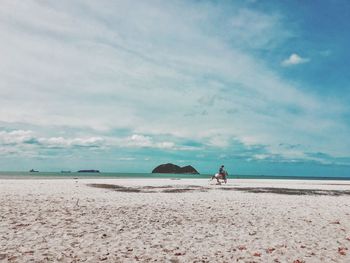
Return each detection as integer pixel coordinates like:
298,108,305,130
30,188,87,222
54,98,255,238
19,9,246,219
1,178,350,262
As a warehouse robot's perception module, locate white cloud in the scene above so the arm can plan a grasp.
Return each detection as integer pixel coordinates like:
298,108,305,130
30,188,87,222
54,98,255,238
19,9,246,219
38,136,105,148
253,154,269,160
0,130,105,148
116,157,136,161
0,130,35,145
0,130,181,152
207,136,230,148
281,53,310,66
125,135,153,148
122,135,179,150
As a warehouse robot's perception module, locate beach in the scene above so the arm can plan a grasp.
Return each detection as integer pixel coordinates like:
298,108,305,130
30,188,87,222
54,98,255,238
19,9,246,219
1,178,350,262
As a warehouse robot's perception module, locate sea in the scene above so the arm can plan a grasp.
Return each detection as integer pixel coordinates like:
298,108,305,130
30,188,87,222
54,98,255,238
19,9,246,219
0,171,349,180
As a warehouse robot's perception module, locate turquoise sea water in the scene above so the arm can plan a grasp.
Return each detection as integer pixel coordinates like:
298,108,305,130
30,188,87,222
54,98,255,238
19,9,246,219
0,171,349,180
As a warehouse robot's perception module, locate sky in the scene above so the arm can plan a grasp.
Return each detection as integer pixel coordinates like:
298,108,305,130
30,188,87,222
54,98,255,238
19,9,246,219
0,0,350,176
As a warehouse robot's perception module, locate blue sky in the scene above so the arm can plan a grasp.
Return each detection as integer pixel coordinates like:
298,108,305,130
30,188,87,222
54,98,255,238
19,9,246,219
0,0,350,176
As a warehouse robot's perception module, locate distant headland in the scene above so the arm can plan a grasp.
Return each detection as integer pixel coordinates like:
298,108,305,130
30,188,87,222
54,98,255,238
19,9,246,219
152,163,199,174
78,170,100,173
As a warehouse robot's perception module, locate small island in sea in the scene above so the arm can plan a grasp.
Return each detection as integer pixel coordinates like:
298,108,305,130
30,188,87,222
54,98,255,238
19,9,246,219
152,163,199,174
77,170,100,173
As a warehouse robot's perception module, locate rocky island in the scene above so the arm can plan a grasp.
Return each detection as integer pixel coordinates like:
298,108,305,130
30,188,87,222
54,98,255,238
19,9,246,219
152,163,199,174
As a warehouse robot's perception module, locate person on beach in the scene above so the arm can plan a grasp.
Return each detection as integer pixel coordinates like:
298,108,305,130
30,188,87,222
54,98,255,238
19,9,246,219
210,165,228,184
219,165,227,180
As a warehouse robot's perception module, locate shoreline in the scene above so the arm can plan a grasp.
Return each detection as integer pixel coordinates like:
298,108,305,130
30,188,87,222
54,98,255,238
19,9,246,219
0,172,349,181
1,171,350,182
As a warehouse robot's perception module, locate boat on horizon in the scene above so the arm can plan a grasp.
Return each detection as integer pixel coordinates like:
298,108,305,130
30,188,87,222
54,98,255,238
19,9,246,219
77,169,100,173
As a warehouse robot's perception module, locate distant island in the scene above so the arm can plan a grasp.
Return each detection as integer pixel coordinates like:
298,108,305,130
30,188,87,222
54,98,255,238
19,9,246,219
77,170,100,173
29,169,39,173
152,163,199,174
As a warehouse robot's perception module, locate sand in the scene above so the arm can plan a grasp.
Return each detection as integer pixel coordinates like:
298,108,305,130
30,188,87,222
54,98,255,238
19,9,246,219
1,178,350,262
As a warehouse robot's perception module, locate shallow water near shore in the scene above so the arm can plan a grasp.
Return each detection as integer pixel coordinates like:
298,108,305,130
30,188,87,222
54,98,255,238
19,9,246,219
0,171,349,180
